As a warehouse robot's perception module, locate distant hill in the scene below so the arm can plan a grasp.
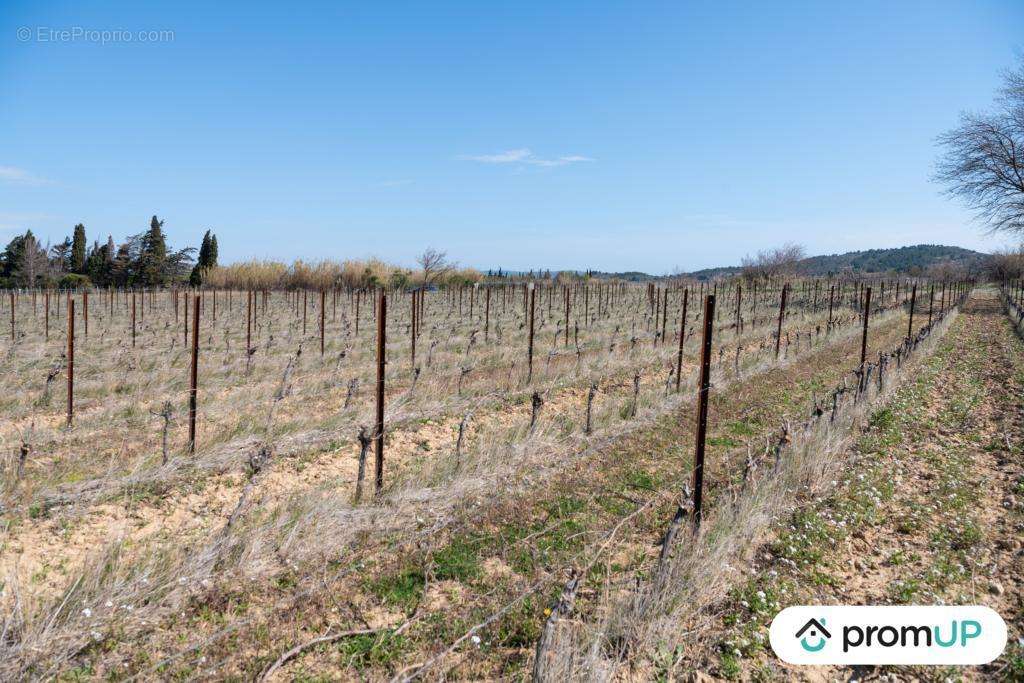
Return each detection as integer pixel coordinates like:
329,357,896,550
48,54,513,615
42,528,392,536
497,245,987,282
685,244,986,280
799,244,985,276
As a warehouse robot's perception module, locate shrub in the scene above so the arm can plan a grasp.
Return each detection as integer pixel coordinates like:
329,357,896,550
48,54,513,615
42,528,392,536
58,273,92,289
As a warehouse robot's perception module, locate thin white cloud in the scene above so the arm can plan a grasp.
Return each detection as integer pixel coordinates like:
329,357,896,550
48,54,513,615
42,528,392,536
459,148,532,163
0,166,52,186
458,149,594,167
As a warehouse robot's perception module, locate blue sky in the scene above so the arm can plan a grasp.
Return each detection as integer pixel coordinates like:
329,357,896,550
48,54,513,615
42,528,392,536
1,1,1022,273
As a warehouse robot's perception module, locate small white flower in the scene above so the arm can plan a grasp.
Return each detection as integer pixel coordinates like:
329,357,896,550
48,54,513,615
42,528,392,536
81,608,92,618
471,635,481,646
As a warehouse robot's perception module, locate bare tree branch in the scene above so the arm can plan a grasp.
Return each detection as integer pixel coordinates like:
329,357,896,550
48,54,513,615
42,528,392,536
936,58,1024,235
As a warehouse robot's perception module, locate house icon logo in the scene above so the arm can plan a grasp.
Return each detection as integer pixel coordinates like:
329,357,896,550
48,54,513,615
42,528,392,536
795,618,831,652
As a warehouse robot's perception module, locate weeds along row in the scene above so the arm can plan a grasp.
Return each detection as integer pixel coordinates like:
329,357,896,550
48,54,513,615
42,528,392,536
0,281,962,679
537,290,969,682
314,290,964,682
357,291,968,682
2,280,923,516
1000,281,1024,336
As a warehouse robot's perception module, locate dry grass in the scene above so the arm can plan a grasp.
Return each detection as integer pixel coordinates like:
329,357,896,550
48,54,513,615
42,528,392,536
201,258,484,290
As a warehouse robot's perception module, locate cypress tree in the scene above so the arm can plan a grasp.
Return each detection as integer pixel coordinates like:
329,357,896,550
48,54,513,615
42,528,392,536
191,230,211,285
138,216,168,285
197,230,212,268
71,223,87,273
190,230,219,286
85,241,103,284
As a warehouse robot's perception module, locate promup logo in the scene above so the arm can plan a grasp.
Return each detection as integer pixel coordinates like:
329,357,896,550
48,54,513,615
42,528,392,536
795,618,830,652
770,606,1006,665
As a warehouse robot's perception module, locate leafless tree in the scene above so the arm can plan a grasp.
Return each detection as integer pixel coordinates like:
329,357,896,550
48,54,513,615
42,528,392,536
926,260,967,283
416,248,452,286
984,245,1024,281
16,233,50,287
936,59,1024,235
740,243,806,281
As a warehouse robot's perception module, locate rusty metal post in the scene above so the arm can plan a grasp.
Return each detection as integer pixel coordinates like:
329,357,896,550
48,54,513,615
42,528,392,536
564,285,570,347
67,298,74,427
410,289,416,368
188,294,200,453
131,290,137,347
860,286,872,367
928,286,934,326
692,294,715,531
662,286,669,342
246,290,252,353
9,291,13,340
774,284,788,359
675,288,689,392
734,284,742,335
320,289,326,356
527,283,536,383
45,290,49,340
827,284,834,331
584,284,589,327
374,289,387,495
83,290,88,337
484,286,490,341
907,284,916,339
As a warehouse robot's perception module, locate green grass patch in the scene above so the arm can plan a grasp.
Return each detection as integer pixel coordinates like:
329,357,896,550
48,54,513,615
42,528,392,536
432,536,483,582
366,568,425,610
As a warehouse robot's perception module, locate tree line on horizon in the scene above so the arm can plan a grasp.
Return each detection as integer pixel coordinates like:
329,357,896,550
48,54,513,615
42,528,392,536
0,216,218,289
